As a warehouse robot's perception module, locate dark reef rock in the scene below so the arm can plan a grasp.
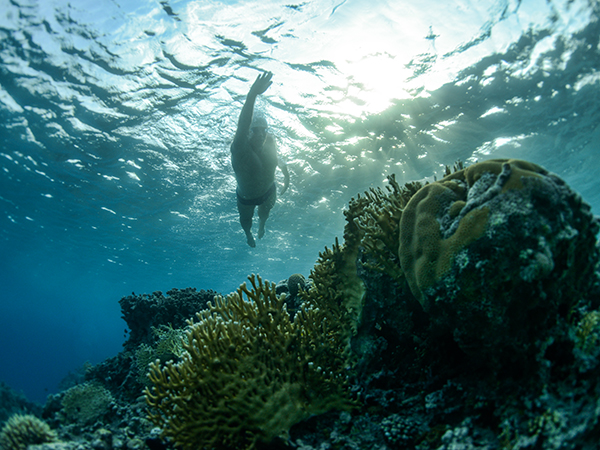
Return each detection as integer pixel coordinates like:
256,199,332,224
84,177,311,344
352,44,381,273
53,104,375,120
119,287,219,351
275,273,310,317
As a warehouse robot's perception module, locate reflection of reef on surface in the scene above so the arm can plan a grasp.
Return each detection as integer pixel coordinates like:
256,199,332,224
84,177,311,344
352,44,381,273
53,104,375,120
4,158,600,450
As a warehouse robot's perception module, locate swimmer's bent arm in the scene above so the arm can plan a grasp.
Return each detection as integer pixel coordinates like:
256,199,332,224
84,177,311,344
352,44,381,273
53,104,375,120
278,158,290,195
232,72,273,148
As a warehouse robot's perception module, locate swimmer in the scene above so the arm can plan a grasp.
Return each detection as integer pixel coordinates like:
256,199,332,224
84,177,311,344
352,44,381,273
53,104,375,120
231,71,289,247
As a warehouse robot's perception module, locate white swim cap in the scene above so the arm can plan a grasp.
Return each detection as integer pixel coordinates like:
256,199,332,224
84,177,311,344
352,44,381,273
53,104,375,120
251,114,268,129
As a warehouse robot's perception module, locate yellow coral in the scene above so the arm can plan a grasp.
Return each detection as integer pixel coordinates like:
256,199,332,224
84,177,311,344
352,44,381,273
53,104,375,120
575,310,600,355
399,159,547,307
145,274,354,450
351,174,421,282
399,181,489,307
0,414,57,450
444,158,545,191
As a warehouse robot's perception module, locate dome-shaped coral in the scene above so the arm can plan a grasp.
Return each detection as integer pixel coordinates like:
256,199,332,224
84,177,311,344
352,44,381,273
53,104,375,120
398,159,600,357
287,273,306,298
0,414,57,450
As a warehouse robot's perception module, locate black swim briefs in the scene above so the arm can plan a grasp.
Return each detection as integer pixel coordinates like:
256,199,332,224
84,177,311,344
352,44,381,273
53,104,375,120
236,183,276,206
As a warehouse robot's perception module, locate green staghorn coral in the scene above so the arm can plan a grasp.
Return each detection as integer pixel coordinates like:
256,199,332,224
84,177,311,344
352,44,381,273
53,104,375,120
145,274,355,450
135,324,189,384
350,174,423,282
304,172,425,335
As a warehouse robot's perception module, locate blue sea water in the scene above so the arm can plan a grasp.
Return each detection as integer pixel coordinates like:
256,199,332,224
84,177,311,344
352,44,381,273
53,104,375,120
0,0,599,404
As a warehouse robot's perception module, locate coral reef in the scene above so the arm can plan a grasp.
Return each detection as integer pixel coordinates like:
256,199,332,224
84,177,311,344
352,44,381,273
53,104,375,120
0,414,56,450
287,273,306,298
285,158,600,449
276,273,310,315
399,159,547,306
145,274,355,450
70,287,223,405
134,325,188,385
351,173,422,283
22,157,600,450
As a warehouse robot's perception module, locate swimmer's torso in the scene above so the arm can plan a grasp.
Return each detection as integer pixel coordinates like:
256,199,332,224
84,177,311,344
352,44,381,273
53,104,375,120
231,134,278,198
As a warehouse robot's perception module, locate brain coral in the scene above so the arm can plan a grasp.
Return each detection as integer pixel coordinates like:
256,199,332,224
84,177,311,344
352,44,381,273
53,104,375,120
398,159,600,355
0,414,57,450
61,382,114,425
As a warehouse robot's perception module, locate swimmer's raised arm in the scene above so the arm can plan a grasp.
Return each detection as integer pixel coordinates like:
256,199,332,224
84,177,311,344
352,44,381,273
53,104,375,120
233,72,273,145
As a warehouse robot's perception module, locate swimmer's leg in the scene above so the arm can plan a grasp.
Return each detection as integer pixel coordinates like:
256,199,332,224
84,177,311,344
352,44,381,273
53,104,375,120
257,189,277,239
237,201,256,247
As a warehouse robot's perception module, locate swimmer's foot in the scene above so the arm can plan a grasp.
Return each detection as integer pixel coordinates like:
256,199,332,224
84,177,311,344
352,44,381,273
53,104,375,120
258,225,265,239
246,232,256,248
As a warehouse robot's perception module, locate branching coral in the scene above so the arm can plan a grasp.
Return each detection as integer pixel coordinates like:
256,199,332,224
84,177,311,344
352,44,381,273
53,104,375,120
351,174,423,282
145,274,354,450
306,174,424,336
308,237,365,336
0,414,57,450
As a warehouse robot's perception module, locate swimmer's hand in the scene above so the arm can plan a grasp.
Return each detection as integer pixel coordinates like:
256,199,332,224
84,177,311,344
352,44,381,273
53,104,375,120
249,71,273,96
